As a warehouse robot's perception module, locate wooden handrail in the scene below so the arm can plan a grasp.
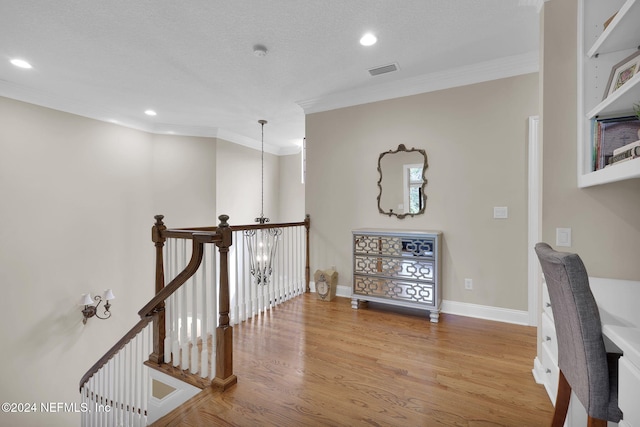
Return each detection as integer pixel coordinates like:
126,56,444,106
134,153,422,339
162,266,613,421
80,218,229,391
138,232,220,318
166,219,308,236
164,217,311,291
79,214,309,396
79,316,153,391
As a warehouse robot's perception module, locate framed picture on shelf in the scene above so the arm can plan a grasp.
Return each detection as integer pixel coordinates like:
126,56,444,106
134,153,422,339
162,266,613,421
603,50,640,100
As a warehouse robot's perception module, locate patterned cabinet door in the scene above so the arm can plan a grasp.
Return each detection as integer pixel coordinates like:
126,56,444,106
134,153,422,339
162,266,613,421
354,255,434,282
353,234,435,258
353,276,435,304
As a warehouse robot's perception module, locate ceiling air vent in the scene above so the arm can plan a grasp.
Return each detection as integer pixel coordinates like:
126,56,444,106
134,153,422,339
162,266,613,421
368,63,399,77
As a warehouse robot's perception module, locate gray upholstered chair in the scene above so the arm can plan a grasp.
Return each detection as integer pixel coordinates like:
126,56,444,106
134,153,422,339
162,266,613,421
535,243,622,427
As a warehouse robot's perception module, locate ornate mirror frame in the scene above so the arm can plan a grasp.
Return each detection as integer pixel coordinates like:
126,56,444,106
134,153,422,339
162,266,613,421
377,144,428,219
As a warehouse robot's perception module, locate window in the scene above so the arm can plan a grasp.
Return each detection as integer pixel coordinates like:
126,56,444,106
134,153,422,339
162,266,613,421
403,164,424,214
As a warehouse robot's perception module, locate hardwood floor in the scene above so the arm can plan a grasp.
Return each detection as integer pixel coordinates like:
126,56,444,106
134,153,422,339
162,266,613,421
151,294,553,426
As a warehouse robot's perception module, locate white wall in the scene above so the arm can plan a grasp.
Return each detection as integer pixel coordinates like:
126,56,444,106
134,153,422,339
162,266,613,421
306,74,538,311
215,139,280,225
541,0,640,280
0,95,304,426
0,97,216,426
151,134,217,227
278,152,305,223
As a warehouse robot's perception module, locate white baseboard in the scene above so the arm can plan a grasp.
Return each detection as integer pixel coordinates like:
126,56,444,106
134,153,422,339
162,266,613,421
335,284,352,298
532,356,555,403
532,357,545,384
440,300,530,325
312,281,530,326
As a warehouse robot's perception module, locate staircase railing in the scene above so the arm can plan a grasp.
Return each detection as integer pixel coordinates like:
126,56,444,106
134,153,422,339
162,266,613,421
79,215,231,427
79,214,310,426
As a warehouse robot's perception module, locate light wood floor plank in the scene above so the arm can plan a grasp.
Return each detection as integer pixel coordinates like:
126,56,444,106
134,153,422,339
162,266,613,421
151,294,553,426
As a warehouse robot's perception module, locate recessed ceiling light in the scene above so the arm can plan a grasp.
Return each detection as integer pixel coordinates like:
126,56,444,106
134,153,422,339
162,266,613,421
359,33,377,47
145,110,157,116
10,59,32,69
253,44,268,57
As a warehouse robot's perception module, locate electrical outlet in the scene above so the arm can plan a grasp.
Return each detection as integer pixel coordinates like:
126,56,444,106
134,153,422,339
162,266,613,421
464,278,473,290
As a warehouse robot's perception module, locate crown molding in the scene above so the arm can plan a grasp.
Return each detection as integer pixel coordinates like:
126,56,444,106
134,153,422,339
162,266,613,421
517,0,550,13
0,80,296,156
214,128,282,155
297,51,539,115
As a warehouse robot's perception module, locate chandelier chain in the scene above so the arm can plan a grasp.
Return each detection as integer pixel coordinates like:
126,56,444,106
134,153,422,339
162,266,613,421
261,120,264,219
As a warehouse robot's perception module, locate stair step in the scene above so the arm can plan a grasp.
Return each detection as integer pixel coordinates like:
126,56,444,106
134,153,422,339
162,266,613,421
144,360,211,390
146,366,204,425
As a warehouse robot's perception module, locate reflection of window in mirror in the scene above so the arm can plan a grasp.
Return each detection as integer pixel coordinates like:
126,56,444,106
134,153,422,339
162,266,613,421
403,164,424,214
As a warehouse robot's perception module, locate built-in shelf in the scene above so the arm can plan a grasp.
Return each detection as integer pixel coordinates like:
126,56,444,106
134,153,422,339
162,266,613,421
578,157,640,188
578,0,640,188
587,0,640,58
586,73,640,119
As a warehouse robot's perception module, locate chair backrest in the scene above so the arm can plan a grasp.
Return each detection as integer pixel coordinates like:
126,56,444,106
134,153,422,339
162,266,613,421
534,242,614,420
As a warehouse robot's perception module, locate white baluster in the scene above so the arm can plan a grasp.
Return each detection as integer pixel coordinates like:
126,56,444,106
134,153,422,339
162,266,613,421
164,240,173,365
287,227,293,300
114,351,121,427
180,239,189,372
82,385,87,427
200,245,209,379
143,326,151,425
106,361,113,426
134,334,141,426
210,243,219,379
100,365,106,427
190,261,199,375
128,343,134,427
87,377,94,427
297,226,303,294
284,227,290,301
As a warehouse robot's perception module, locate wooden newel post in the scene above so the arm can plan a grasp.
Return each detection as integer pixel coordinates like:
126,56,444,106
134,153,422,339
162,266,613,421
305,214,311,293
212,214,237,390
149,215,167,364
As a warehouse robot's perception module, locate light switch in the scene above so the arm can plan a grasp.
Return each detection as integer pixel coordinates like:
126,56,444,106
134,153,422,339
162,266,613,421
556,228,572,247
493,207,508,219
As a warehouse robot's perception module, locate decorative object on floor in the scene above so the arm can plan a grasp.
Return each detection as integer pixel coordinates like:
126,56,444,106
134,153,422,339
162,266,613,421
244,119,282,286
80,289,115,324
377,144,428,219
314,269,338,301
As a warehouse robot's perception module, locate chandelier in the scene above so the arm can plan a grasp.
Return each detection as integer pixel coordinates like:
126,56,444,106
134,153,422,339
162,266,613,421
244,120,282,286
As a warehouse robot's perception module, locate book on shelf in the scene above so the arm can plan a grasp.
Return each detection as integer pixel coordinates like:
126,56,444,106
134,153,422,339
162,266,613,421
607,146,640,166
613,140,640,156
591,116,640,171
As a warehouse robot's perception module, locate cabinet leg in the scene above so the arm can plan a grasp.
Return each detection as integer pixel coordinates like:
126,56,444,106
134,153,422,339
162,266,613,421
429,310,440,323
351,298,368,309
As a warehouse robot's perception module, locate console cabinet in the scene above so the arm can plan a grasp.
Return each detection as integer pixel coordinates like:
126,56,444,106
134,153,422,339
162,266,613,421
351,229,442,322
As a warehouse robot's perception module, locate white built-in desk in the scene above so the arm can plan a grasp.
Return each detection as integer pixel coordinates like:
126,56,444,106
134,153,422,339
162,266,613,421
536,277,640,426
602,325,640,427
575,278,640,427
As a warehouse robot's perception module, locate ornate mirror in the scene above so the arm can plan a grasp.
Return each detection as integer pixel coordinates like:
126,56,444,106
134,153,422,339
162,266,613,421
377,144,428,219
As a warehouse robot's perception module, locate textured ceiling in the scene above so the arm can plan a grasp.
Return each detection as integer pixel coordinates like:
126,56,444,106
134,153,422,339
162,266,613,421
0,0,540,154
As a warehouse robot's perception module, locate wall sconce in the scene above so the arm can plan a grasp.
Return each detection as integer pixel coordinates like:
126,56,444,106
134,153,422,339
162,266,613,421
80,289,115,324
